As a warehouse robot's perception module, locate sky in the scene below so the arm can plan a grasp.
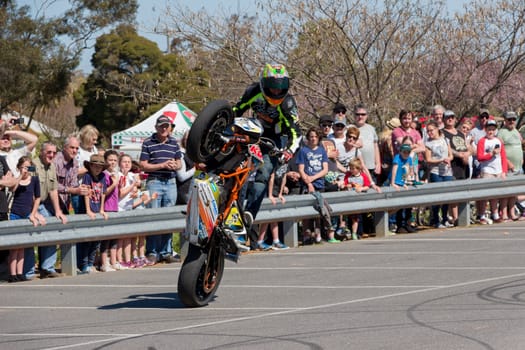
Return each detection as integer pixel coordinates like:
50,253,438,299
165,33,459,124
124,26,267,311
18,0,467,74
18,0,248,73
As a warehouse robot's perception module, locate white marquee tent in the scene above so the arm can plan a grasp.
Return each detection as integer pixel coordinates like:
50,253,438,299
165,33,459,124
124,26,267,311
111,101,197,157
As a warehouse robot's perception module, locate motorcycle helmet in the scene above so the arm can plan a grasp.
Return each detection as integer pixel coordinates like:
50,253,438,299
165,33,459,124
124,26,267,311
260,63,289,106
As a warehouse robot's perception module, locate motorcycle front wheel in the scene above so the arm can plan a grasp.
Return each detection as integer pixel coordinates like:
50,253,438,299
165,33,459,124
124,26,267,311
186,99,234,172
177,242,225,307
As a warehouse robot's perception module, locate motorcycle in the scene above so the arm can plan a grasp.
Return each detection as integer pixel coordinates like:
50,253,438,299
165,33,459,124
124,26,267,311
177,100,279,307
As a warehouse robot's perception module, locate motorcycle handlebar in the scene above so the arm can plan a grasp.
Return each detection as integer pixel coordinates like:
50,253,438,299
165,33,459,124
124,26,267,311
259,137,288,163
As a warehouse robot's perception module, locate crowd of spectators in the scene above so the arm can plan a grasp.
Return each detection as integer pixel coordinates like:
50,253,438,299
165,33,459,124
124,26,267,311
278,103,525,238
0,115,189,282
2,102,525,282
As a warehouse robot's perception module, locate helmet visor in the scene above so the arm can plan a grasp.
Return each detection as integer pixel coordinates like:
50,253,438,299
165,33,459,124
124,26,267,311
264,95,286,106
264,76,289,90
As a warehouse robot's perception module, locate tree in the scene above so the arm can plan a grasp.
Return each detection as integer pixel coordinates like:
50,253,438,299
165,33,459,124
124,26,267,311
77,24,212,142
410,0,525,118
163,0,525,127
0,0,138,129
165,0,443,128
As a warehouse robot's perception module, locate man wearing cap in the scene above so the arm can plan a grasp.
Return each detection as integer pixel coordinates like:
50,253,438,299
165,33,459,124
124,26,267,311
497,111,522,221
318,115,339,173
24,142,68,279
331,109,349,153
498,111,522,175
140,114,182,264
470,109,493,144
442,110,471,180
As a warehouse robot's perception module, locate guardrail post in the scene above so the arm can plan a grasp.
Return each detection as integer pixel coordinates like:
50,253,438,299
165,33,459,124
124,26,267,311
457,201,471,227
180,233,188,260
374,211,389,237
282,220,298,248
61,244,76,276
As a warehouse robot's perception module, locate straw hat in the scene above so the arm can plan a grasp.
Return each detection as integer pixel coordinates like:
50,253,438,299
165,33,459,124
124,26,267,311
386,118,401,130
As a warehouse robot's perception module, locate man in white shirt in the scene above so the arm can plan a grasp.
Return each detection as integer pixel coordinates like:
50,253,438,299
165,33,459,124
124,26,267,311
353,103,381,181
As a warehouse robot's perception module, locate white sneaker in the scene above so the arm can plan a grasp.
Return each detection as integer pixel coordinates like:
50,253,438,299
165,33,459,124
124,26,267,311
100,264,116,272
112,262,128,270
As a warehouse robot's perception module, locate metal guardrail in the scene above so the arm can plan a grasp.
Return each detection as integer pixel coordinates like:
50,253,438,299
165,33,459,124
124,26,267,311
1,176,525,275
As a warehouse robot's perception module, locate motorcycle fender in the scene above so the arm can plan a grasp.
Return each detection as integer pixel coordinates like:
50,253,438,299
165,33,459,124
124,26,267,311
186,178,222,244
186,183,203,245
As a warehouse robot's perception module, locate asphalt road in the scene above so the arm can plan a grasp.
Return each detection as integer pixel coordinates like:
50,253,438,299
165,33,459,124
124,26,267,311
2,222,525,350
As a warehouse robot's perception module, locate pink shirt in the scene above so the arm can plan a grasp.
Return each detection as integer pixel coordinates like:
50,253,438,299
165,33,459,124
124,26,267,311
103,170,119,212
391,127,422,154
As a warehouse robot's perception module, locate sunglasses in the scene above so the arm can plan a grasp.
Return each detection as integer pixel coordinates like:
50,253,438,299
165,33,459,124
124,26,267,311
506,118,517,121
334,110,346,114
355,113,367,116
46,151,57,155
321,123,333,127
347,136,357,140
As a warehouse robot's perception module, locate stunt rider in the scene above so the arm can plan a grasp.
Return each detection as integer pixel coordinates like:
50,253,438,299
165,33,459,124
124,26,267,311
232,63,302,225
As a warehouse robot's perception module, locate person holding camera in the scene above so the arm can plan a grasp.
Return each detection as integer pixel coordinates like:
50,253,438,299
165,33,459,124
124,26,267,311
476,119,507,224
0,116,38,178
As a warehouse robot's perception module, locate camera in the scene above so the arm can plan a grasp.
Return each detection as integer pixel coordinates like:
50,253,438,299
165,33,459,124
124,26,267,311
27,165,36,172
10,117,24,125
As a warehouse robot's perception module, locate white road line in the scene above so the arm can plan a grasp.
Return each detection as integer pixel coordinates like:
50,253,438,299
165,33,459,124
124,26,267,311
0,332,140,337
32,270,525,350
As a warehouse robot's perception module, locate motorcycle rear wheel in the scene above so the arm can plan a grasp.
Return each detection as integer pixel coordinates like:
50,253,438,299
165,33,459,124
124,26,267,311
186,99,234,172
177,242,225,307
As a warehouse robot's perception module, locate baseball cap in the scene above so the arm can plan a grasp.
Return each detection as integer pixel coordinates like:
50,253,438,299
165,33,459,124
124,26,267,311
503,111,517,119
485,119,497,127
156,115,173,127
319,115,334,125
333,114,347,126
333,103,347,114
479,108,490,117
400,144,412,152
443,110,456,118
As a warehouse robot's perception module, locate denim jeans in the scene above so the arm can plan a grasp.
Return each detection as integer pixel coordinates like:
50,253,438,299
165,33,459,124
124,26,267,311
146,178,177,259
429,173,454,225
77,241,100,272
71,194,81,214
37,204,58,273
244,153,278,219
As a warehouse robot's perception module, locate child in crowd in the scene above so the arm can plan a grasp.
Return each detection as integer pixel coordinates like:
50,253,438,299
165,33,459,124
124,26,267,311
99,150,121,272
339,158,370,240
8,156,44,282
297,127,339,244
256,167,289,250
390,136,417,234
77,154,108,274
118,154,156,267
476,119,508,224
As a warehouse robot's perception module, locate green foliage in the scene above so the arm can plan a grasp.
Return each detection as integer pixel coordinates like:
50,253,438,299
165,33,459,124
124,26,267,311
0,0,138,130
78,24,212,142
